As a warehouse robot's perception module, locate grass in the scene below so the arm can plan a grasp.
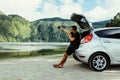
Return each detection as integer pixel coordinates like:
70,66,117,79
30,48,66,56
0,48,66,59
0,47,15,50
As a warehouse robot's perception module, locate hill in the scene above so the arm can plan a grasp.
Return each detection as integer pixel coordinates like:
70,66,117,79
105,13,120,27
0,14,36,42
92,20,111,28
32,17,77,42
0,12,77,42
0,11,119,42
38,17,70,21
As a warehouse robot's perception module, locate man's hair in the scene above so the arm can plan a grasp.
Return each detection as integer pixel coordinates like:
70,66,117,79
71,25,77,31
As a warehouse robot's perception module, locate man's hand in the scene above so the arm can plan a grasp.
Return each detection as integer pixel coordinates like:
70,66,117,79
60,27,70,34
59,26,75,41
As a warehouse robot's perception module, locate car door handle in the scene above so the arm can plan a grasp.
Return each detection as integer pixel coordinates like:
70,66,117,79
103,40,111,43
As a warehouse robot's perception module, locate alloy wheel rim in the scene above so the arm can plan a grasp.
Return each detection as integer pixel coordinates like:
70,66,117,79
92,55,107,70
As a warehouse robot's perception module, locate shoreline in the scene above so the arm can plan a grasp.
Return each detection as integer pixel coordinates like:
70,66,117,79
0,48,66,60
0,42,69,52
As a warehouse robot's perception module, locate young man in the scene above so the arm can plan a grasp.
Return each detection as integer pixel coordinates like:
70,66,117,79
53,25,80,68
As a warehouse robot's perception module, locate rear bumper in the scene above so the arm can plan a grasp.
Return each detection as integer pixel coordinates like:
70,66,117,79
74,44,92,63
73,53,81,62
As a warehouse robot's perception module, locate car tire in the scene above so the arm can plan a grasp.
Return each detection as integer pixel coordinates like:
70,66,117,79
88,53,110,71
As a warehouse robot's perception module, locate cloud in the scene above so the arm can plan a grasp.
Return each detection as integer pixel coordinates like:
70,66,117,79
86,7,110,22
105,0,120,15
37,0,83,19
0,0,120,22
86,0,120,22
59,3,82,18
59,0,73,4
0,0,41,21
0,0,83,21
37,2,59,18
106,0,120,8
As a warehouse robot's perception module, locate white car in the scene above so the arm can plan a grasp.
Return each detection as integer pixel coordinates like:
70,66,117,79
71,13,120,71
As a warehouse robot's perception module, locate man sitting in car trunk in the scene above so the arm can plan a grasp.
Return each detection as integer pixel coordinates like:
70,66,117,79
53,25,80,68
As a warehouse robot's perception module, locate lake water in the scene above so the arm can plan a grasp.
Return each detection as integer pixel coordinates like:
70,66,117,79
0,42,69,52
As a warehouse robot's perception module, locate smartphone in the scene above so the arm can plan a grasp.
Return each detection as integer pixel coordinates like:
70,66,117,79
58,26,61,29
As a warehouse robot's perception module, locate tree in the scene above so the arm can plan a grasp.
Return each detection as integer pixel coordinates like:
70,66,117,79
105,13,120,27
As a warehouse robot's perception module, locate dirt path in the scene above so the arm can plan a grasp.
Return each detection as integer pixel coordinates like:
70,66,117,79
0,54,120,80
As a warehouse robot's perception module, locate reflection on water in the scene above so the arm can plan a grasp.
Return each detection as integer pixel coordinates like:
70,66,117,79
0,42,69,52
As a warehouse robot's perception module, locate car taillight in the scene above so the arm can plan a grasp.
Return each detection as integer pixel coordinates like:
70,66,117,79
81,34,93,44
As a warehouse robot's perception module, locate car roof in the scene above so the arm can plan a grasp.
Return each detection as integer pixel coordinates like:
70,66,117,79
93,27,120,32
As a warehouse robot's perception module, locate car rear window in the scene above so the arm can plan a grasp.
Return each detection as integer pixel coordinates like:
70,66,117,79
95,28,120,39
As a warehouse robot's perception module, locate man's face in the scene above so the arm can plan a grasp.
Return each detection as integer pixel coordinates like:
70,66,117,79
70,28,74,32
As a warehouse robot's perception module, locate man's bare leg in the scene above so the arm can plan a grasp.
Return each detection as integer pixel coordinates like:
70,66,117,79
53,53,68,68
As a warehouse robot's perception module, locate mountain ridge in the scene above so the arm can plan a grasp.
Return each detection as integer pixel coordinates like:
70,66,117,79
92,20,111,28
0,11,119,42
35,17,70,22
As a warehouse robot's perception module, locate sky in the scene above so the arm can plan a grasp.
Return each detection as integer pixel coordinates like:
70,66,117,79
0,0,120,22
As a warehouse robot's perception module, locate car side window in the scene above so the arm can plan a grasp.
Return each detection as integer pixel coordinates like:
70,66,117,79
95,28,120,39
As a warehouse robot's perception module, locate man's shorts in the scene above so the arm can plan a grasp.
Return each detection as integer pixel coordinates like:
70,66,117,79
66,45,78,55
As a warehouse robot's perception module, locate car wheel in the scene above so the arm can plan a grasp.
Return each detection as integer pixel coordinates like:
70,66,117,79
89,53,110,71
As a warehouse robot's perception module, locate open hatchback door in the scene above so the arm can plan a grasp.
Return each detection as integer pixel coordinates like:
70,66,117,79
71,13,92,37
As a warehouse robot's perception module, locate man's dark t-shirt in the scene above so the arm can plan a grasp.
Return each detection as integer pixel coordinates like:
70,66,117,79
70,32,80,47
66,32,80,55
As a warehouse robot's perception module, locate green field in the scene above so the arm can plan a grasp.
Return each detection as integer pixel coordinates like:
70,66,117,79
0,48,66,59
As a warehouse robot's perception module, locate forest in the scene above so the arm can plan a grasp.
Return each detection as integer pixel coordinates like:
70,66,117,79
0,11,120,42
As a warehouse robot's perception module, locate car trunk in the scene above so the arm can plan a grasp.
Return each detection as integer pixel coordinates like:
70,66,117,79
70,13,92,37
